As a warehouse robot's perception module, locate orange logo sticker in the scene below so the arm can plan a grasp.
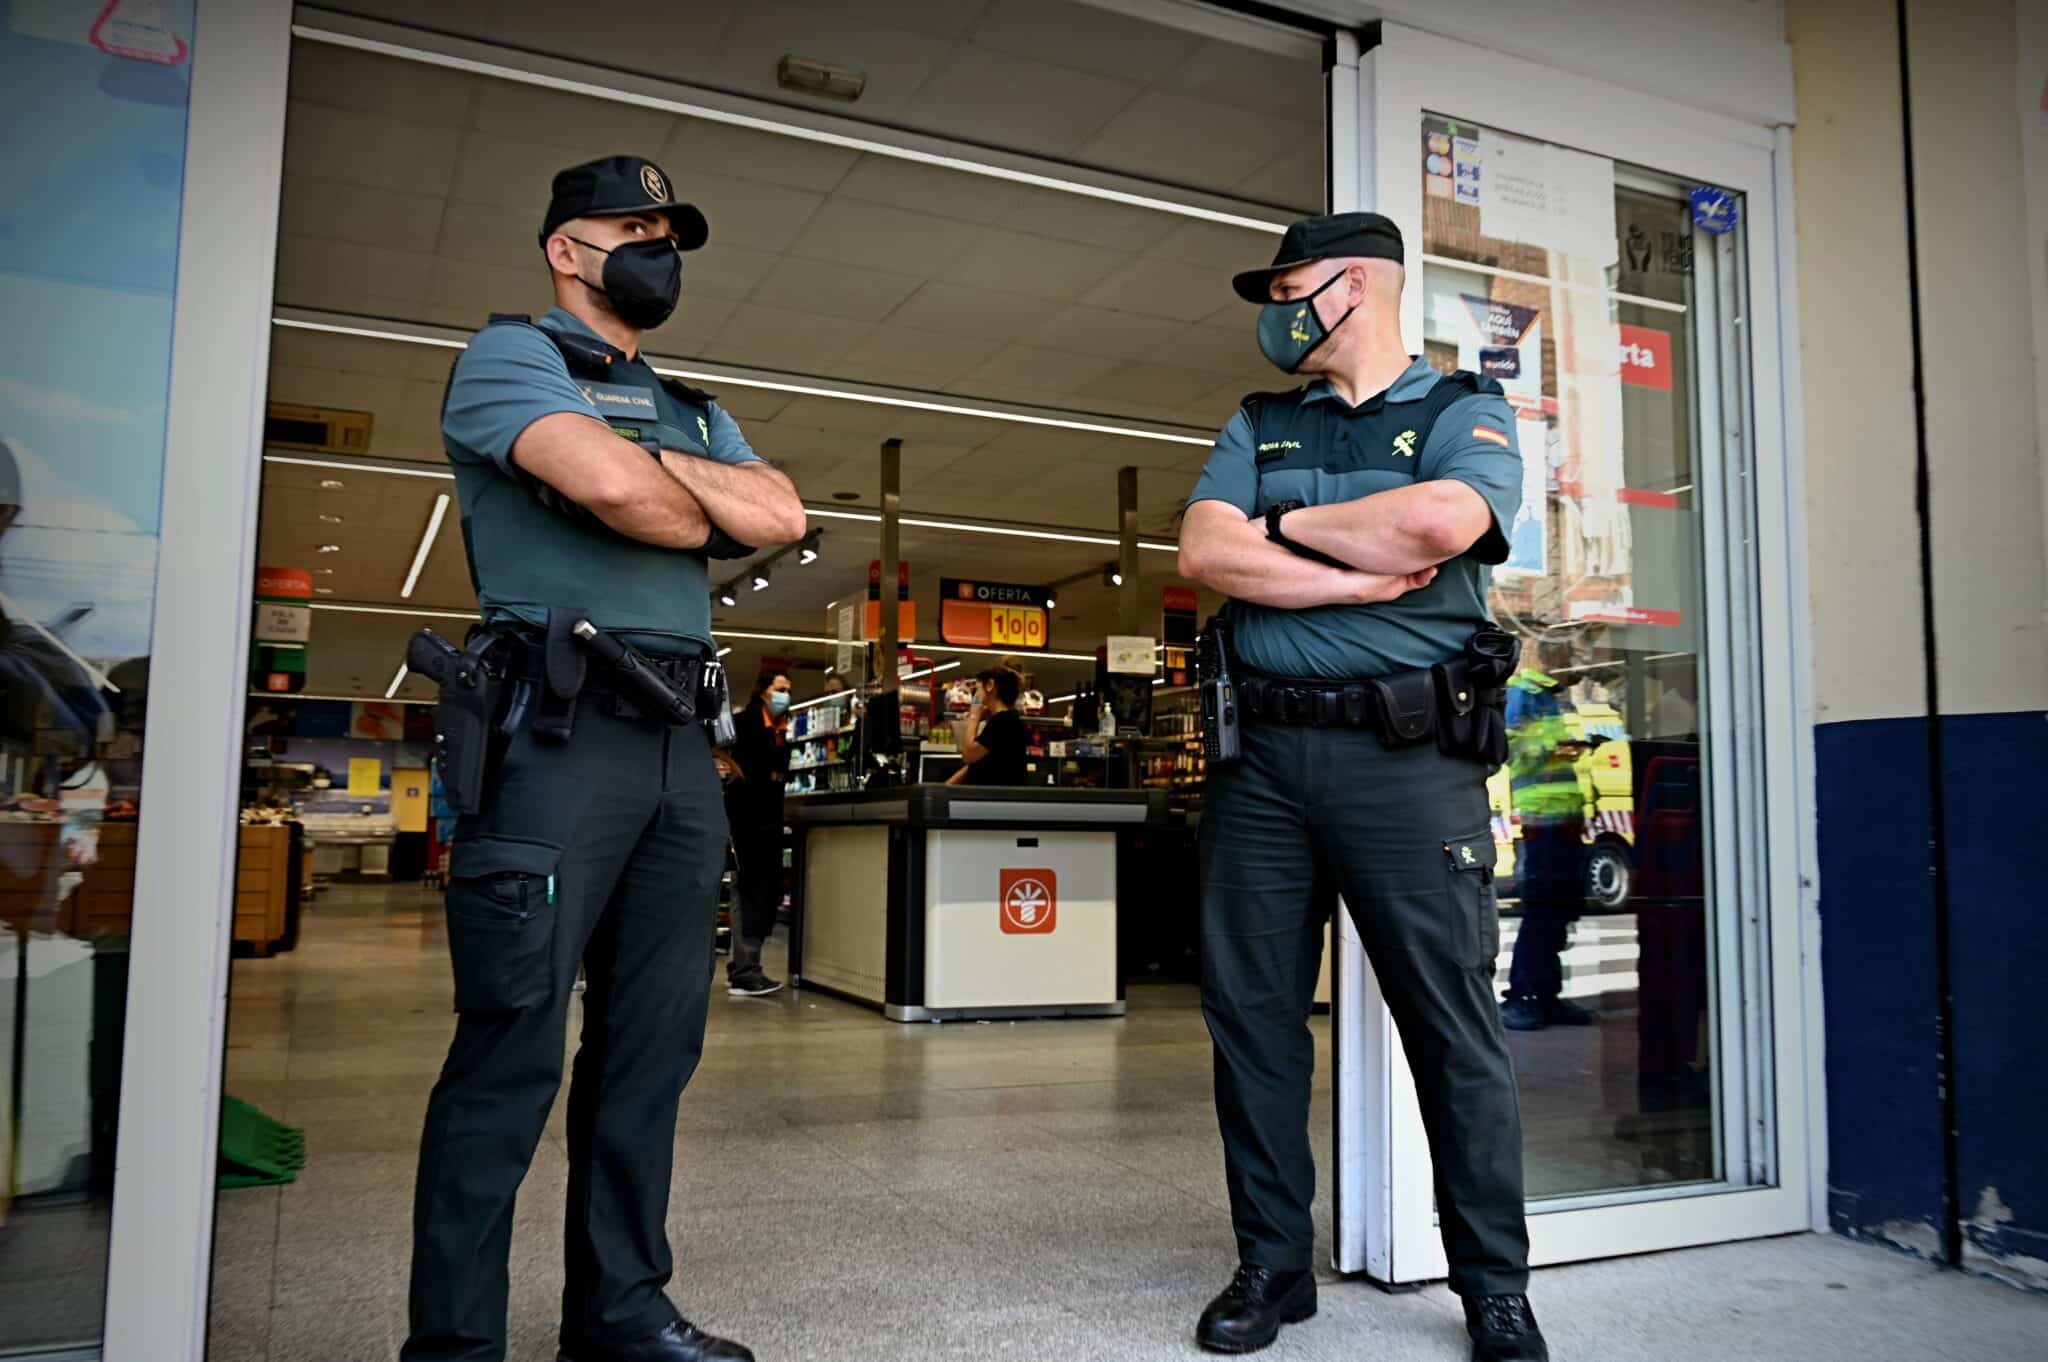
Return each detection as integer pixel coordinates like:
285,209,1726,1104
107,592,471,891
1000,869,1057,935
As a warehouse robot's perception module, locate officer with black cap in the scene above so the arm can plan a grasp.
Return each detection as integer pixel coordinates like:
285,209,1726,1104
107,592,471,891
404,156,805,1362
1176,212,1549,1361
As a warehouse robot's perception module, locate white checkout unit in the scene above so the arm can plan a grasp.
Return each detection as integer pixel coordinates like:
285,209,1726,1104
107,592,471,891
786,786,1169,1022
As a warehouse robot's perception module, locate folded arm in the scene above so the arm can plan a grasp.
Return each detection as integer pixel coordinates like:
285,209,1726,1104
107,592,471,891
656,453,807,549
1273,479,1496,575
510,412,713,549
1178,500,1437,607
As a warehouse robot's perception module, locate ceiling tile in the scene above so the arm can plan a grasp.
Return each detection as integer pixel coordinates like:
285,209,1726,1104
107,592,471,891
681,244,782,302
661,117,858,195
1229,140,1323,215
748,257,924,323
953,343,1104,395
902,45,1140,158
688,172,828,255
1073,361,1221,412
787,197,984,276
642,293,742,354
286,102,464,197
287,38,478,124
1154,217,1281,269
964,0,1201,83
1078,90,1302,202
474,1,740,82
1020,305,1182,361
1162,320,1263,377
273,237,436,313
838,322,1006,389
995,187,1164,252
831,154,1022,227
449,130,580,212
1081,255,1228,323
935,226,1125,302
434,197,543,270
1159,38,1325,126
712,302,874,372
884,282,1061,344
280,176,445,254
269,328,418,380
466,80,677,166
427,258,556,329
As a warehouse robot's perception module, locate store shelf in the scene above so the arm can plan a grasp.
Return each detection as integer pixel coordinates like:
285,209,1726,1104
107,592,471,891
792,722,858,742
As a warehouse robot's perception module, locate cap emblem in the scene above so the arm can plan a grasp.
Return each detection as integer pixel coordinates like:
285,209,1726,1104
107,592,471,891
641,164,667,201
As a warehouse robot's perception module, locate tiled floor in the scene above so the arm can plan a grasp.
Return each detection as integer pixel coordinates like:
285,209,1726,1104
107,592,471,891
197,882,2045,1362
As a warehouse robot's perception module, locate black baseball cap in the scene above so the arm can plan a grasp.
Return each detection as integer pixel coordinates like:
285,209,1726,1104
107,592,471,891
1231,211,1404,303
538,155,709,251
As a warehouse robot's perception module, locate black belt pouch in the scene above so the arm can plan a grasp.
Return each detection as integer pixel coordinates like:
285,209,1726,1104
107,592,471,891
1367,669,1436,747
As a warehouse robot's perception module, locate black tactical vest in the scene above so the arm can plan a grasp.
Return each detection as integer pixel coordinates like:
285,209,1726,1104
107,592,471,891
1242,369,1502,516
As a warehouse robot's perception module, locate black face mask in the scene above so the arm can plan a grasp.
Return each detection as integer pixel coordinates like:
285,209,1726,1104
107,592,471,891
565,234,682,330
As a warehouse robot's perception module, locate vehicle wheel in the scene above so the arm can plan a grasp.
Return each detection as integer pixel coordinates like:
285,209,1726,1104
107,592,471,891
1585,840,1632,910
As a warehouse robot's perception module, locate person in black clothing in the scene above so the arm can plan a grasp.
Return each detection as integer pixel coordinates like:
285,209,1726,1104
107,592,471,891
948,667,1028,786
720,671,790,995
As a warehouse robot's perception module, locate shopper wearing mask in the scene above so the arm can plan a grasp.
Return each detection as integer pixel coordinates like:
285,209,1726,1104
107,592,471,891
411,155,804,1362
947,667,1028,786
722,671,792,996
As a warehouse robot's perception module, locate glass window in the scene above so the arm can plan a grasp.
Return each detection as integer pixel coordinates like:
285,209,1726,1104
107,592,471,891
1419,114,1756,1201
0,2,193,1350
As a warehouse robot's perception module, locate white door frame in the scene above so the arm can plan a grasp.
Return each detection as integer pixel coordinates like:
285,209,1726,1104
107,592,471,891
1329,21,1822,1280
100,1,292,1358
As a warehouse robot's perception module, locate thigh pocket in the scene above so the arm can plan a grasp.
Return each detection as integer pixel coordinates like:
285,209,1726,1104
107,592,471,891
1443,828,1501,971
444,836,562,1013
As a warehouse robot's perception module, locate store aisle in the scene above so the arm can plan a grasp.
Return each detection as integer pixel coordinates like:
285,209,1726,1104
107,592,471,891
205,884,2043,1362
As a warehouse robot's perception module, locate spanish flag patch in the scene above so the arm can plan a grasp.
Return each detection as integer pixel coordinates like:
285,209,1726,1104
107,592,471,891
1471,426,1510,447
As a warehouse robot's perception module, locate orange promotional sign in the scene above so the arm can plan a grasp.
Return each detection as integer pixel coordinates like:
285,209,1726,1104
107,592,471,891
999,869,1057,935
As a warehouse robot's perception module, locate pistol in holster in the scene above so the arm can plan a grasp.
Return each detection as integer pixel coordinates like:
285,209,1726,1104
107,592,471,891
406,627,511,816
1430,627,1521,768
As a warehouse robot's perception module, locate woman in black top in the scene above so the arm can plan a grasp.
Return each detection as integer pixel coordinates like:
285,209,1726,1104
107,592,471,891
948,667,1028,786
719,670,792,995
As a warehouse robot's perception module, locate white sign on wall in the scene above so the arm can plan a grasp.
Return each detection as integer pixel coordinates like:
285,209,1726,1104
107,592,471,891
253,601,310,643
1105,635,1156,676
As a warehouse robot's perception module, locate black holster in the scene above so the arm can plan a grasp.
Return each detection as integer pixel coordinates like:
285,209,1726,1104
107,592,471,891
532,607,588,743
407,627,509,816
1433,628,1520,768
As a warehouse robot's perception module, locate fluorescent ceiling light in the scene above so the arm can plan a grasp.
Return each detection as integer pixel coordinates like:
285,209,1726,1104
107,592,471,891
716,646,732,658
250,689,436,706
310,602,476,621
317,543,342,553
750,569,771,591
901,660,960,683
384,663,408,699
400,493,450,599
717,585,739,607
266,453,453,481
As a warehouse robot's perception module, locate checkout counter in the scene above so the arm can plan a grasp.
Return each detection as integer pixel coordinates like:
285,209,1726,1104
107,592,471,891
786,784,1170,1022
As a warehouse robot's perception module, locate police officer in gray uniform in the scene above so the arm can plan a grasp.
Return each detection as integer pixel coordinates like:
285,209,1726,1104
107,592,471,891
1177,213,1549,1361
405,156,805,1362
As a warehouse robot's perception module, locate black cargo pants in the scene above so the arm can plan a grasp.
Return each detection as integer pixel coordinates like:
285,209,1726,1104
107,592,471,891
404,705,727,1362
1199,720,1529,1298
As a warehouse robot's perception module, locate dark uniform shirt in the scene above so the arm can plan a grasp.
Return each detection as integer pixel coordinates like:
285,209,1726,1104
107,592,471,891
441,306,759,654
1187,358,1523,679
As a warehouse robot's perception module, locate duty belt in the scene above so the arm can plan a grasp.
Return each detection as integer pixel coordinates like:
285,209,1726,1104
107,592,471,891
489,627,708,719
1238,671,1392,731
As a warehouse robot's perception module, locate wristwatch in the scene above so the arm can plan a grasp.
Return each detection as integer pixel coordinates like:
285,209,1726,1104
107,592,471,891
1264,499,1350,570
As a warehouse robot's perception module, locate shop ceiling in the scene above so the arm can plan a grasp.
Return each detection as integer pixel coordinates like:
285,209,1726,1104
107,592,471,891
259,2,1325,699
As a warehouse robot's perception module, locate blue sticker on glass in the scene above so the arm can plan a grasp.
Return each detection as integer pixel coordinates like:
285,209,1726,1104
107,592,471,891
1690,186,1739,236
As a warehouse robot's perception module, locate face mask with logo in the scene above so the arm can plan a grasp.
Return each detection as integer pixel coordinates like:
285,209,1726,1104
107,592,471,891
766,691,791,717
566,235,682,330
1255,268,1357,374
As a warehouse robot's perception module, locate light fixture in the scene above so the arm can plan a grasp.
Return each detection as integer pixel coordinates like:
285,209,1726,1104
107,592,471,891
317,543,342,553
314,566,335,575
777,53,866,102
314,587,334,595
832,491,860,501
384,663,408,699
318,478,346,490
718,584,739,607
900,660,960,683
1104,566,1123,588
716,646,733,658
318,512,344,523
1043,592,1057,611
400,493,451,599
798,532,820,565
751,568,771,592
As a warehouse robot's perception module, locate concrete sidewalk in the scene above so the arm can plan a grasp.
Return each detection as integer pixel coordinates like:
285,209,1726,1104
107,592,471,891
1285,1233,2046,1362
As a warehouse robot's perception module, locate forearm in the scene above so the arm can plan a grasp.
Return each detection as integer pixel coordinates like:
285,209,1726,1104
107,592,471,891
659,454,808,547
1280,483,1471,575
1182,514,1406,609
510,413,713,549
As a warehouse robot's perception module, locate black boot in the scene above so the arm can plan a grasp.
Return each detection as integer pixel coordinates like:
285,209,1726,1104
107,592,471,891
1464,1293,1549,1362
558,1318,755,1362
1195,1264,1317,1354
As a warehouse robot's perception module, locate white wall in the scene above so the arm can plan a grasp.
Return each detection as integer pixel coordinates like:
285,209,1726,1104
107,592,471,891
1785,0,1925,725
2015,3,2048,681
1907,0,2048,717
